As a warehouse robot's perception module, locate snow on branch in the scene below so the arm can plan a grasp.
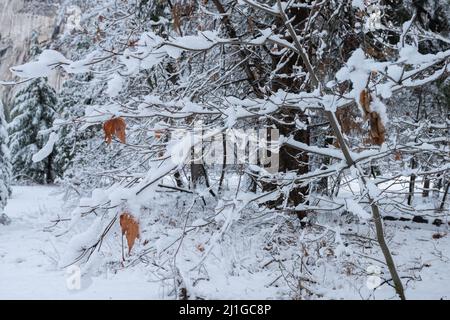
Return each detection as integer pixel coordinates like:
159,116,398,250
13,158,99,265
11,50,109,79
10,50,70,78
32,132,58,163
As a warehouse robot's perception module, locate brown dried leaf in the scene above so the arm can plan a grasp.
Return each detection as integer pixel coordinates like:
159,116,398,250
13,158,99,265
154,129,163,139
103,117,126,144
359,90,386,146
120,212,140,254
172,4,182,35
368,112,386,146
247,17,254,33
172,2,195,35
335,105,363,135
359,89,371,115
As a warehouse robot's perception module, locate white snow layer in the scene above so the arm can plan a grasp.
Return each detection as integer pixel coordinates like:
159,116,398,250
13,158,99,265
32,132,58,163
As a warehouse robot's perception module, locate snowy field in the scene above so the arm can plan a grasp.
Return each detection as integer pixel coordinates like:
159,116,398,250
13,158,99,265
1,185,449,300
0,186,161,299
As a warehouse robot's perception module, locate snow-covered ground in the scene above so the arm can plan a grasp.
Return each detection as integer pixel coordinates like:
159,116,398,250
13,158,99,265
0,186,161,299
1,185,449,300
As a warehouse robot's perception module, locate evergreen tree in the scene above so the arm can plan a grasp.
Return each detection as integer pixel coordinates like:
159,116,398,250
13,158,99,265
8,78,57,184
0,99,12,211
53,74,98,178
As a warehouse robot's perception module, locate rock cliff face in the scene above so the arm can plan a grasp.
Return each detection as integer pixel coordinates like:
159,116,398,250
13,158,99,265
0,0,62,110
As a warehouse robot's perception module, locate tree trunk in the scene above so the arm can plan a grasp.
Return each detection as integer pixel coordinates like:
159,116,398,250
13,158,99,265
46,152,54,184
407,157,417,206
408,90,422,206
190,162,204,189
440,182,449,211
262,5,311,220
326,110,406,300
318,136,334,195
422,176,430,198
